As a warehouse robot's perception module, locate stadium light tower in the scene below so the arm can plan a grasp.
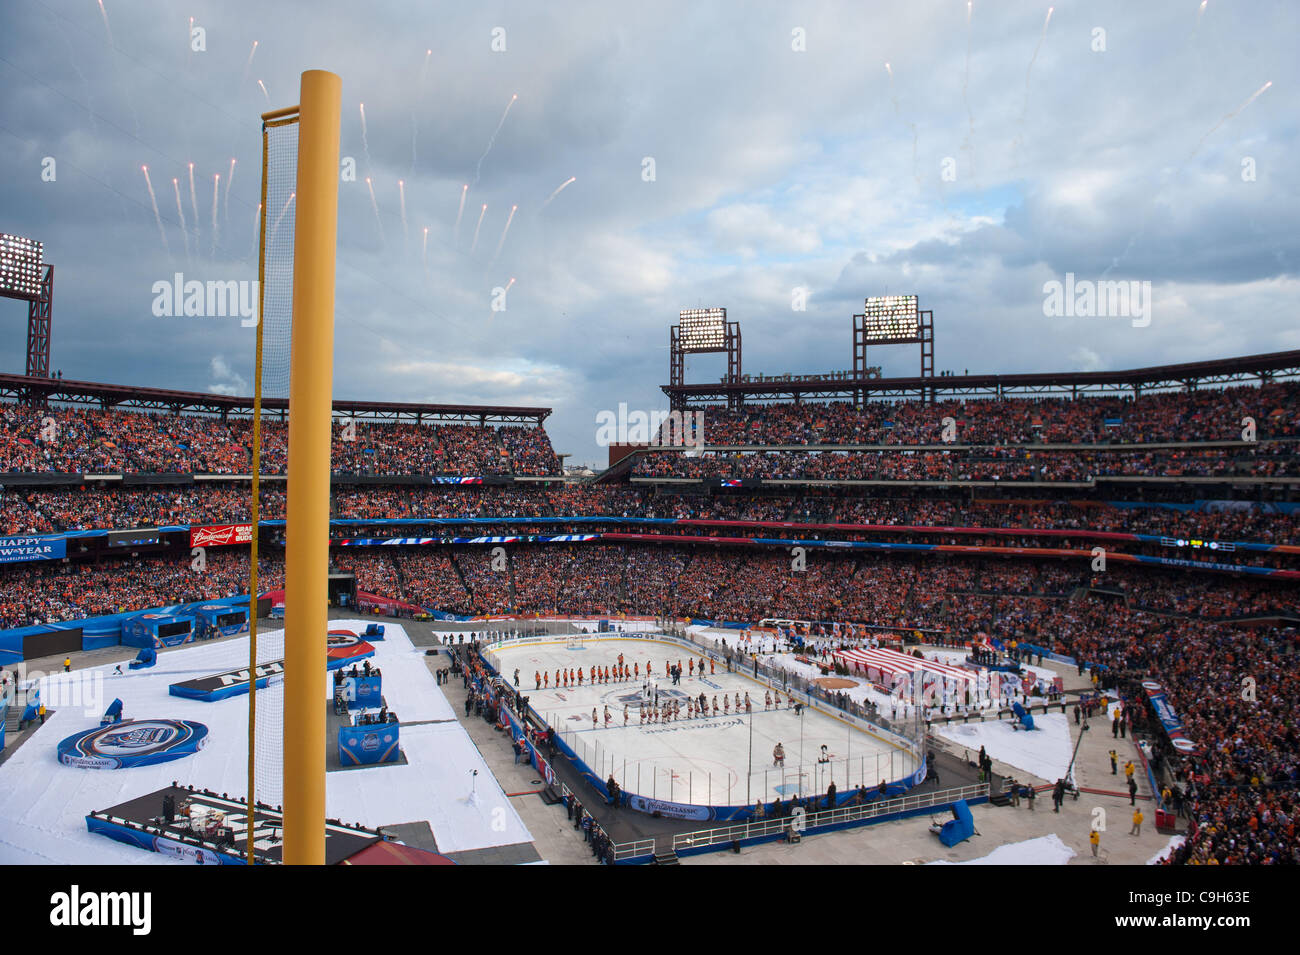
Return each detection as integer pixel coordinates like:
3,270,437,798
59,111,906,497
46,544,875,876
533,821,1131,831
851,294,934,403
670,307,742,410
0,233,54,379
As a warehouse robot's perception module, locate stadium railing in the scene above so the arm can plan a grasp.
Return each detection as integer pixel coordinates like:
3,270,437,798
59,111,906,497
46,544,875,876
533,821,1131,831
662,781,990,856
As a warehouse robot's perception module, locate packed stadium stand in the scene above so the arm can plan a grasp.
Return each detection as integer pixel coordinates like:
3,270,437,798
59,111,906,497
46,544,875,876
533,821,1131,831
2,354,1298,865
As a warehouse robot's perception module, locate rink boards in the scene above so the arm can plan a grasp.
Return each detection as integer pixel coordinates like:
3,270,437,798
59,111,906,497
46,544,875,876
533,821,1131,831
486,633,923,822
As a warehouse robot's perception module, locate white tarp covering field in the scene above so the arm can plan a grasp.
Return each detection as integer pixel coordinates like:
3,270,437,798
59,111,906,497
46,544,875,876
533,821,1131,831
0,621,529,864
934,713,1074,782
926,833,1077,865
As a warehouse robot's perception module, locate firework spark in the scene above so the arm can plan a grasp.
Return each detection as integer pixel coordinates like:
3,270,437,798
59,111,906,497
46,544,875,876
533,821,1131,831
359,102,372,173
187,162,200,243
225,159,236,223
398,179,408,246
490,204,518,266
541,176,576,208
96,0,114,47
240,40,258,90
473,93,516,185
141,166,170,255
470,203,487,252
211,173,221,257
257,79,270,104
453,184,468,244
422,226,429,269
269,193,295,245
1189,80,1272,159
171,178,190,262
365,177,386,243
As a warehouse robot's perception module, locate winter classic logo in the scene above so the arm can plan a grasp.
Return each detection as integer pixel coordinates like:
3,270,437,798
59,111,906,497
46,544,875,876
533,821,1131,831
57,719,210,769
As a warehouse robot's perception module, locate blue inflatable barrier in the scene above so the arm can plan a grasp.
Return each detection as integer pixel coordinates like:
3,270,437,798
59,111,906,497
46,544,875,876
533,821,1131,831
363,623,385,639
101,698,124,726
129,647,157,670
1012,701,1035,731
938,799,976,847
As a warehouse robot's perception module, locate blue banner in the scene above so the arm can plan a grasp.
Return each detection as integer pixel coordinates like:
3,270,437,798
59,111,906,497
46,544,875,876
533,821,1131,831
0,535,65,564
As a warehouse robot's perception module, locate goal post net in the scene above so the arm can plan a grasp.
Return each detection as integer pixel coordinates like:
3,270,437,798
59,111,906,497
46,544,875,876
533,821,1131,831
246,106,299,862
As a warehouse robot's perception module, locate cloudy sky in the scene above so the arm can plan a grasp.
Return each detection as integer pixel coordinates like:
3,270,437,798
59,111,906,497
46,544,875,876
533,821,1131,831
1,0,1297,466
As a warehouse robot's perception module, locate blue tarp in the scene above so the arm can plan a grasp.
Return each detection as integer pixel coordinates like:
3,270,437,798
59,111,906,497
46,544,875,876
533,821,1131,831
939,799,975,847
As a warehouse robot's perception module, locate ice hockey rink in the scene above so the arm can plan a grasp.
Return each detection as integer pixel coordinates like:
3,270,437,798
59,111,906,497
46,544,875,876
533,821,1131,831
487,634,919,809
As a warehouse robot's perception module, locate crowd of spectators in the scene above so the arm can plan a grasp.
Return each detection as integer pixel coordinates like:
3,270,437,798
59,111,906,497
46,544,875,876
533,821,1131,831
693,382,1300,446
0,403,560,476
631,446,1299,482
0,551,280,629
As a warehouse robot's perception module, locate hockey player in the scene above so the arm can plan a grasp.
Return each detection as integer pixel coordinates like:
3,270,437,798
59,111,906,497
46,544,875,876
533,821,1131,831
624,704,629,726
604,705,612,728
710,659,715,675
592,708,598,729
535,671,541,690
688,659,695,677
544,672,549,688
765,690,772,710
712,696,719,716
723,696,731,714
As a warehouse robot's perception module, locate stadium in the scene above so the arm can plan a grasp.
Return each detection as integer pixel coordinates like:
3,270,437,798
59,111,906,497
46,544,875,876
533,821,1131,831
0,1,1295,920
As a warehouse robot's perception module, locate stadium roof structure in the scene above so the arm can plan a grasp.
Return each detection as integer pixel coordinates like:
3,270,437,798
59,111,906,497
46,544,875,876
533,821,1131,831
0,373,551,425
661,349,1300,406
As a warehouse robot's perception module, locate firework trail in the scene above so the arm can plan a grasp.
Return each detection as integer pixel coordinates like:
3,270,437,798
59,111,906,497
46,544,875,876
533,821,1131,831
252,202,261,257
541,176,576,208
257,79,270,104
141,166,170,256
398,179,408,247
187,163,200,244
96,0,114,47
269,193,295,245
186,16,194,67
470,203,487,252
225,159,236,224
359,102,372,174
490,204,518,266
211,173,221,257
1021,6,1054,122
1194,0,1208,38
241,40,259,89
365,177,386,243
422,226,430,270
1012,7,1054,166
453,184,468,244
1188,81,1272,160
961,2,977,184
171,178,190,262
473,94,516,185
884,62,900,116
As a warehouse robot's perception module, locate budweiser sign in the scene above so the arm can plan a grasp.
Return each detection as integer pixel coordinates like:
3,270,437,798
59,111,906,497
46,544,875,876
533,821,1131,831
189,524,254,548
